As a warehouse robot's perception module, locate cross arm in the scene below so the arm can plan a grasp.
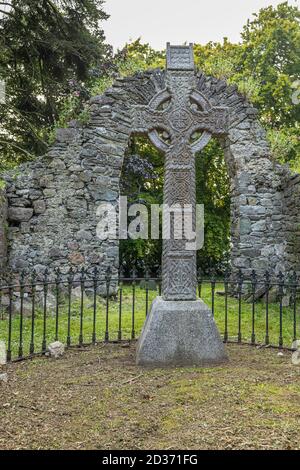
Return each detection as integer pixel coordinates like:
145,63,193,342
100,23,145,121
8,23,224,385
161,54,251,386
132,105,169,134
191,107,228,135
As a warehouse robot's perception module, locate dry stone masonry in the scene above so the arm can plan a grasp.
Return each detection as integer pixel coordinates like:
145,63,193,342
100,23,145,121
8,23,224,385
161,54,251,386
0,45,299,285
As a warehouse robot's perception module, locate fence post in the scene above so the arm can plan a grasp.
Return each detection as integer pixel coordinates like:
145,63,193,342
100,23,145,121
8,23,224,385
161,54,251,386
29,270,37,355
224,267,230,343
131,267,137,340
251,270,257,345
92,266,98,345
79,267,85,347
210,268,216,317
67,267,74,347
264,270,270,345
105,266,111,342
118,266,124,342
18,270,25,358
42,268,48,353
237,269,243,343
290,271,297,343
278,271,284,349
54,267,61,342
7,277,13,362
145,267,150,318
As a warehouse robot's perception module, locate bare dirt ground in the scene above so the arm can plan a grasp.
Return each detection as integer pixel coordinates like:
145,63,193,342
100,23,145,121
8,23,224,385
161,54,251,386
0,343,299,450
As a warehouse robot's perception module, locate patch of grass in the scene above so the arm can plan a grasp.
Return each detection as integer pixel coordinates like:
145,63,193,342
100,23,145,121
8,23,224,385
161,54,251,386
0,283,298,360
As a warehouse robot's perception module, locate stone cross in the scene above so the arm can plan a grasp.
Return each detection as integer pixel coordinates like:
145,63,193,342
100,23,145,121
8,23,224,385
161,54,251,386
132,44,228,301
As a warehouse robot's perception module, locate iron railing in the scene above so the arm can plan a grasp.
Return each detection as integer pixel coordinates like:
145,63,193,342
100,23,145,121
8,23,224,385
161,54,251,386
0,267,299,362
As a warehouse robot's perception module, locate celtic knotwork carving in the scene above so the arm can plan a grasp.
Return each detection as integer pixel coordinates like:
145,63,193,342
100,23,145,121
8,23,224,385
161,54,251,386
166,258,197,300
131,44,229,301
132,83,228,154
168,170,191,205
166,43,195,71
169,109,192,132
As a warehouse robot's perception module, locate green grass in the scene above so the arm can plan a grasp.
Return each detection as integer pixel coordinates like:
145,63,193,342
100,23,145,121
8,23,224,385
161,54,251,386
0,283,298,360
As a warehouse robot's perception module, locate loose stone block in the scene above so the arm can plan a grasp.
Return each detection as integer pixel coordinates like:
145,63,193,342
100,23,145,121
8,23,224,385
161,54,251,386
291,340,300,350
292,350,300,366
0,373,8,383
0,341,6,365
47,341,65,359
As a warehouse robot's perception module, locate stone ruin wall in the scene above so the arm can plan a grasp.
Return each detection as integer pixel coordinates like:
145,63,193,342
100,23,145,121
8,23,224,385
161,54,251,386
0,189,7,273
0,123,123,286
0,69,299,283
283,174,300,274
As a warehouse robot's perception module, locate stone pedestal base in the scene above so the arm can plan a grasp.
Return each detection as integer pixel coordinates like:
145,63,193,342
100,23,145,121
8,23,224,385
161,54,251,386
136,297,228,367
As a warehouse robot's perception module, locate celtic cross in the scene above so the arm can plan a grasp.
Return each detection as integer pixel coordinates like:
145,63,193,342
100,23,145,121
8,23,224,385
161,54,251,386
132,44,228,301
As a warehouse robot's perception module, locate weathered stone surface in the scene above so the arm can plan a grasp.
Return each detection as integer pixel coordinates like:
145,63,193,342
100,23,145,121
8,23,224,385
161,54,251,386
292,350,300,366
0,340,6,365
137,297,228,367
68,252,85,265
0,373,8,383
0,190,7,272
8,207,33,222
291,339,300,350
12,299,32,317
55,128,77,143
47,341,65,359
33,200,46,214
71,286,88,301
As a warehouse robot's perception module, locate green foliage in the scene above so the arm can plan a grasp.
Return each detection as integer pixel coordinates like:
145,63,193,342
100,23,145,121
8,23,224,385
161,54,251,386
118,39,165,74
196,140,231,272
119,136,164,272
236,1,300,128
195,3,300,165
267,127,299,169
0,0,110,169
194,39,240,80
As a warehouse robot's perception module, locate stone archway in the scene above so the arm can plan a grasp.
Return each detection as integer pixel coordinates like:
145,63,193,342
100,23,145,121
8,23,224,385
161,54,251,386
1,63,299,280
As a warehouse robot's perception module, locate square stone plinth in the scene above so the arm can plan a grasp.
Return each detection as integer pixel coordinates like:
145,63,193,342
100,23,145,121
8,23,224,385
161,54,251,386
136,297,228,367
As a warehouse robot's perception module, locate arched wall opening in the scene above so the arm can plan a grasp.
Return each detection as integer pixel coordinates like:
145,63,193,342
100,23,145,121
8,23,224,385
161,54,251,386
195,137,231,274
1,69,299,282
119,134,231,276
119,135,164,275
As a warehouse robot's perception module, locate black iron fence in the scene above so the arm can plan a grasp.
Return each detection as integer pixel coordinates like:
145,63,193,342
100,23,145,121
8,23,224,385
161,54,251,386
0,267,299,362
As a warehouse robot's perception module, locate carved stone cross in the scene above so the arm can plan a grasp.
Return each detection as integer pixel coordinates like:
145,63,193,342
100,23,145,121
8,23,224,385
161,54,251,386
132,44,228,301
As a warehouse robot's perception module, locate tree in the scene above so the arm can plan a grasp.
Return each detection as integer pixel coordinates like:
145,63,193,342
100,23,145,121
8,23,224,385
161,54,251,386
238,1,300,129
234,2,300,167
0,0,111,168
